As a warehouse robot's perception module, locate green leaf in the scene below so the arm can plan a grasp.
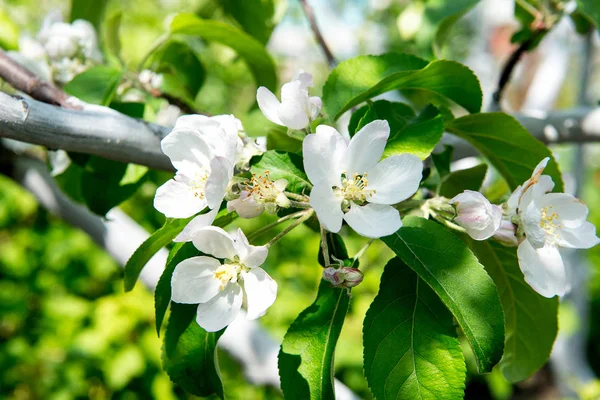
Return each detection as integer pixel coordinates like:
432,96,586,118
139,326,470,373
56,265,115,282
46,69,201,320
162,303,224,398
318,232,349,267
445,113,564,191
577,0,600,28
382,104,445,160
250,150,311,194
109,101,145,118
439,164,488,198
155,242,198,335
348,100,415,137
432,0,480,57
169,13,277,91
104,11,122,61
220,0,282,44
364,257,466,400
469,240,558,382
278,280,350,400
382,216,504,373
0,9,19,50
123,216,194,292
322,53,482,120
70,0,109,30
431,145,454,179
63,66,122,105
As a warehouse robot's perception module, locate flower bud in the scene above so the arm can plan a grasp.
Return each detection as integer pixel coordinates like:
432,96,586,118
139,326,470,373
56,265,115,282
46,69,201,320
493,219,519,246
322,267,364,288
450,190,502,241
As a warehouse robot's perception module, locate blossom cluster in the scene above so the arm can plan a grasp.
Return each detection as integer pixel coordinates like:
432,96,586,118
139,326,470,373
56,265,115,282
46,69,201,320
155,71,598,333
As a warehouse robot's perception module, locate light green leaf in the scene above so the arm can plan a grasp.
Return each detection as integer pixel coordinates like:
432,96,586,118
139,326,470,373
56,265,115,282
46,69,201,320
70,0,109,30
162,303,224,398
469,240,558,382
278,280,350,400
446,113,564,191
432,0,480,57
63,66,122,105
123,216,193,292
382,104,445,160
322,53,482,120
250,150,311,194
364,257,466,400
169,13,277,90
348,100,415,137
104,11,122,61
382,216,504,373
0,9,19,50
577,0,600,28
439,164,488,198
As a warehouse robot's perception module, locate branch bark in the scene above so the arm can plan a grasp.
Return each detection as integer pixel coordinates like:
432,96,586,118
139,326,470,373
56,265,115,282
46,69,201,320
299,0,337,68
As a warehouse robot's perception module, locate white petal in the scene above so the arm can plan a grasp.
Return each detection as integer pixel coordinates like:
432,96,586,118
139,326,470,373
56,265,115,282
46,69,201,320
367,154,423,204
309,183,344,233
161,128,212,172
302,125,346,187
154,179,207,219
294,71,314,88
171,256,222,304
278,100,309,130
517,241,570,298
451,191,502,240
558,221,600,249
205,156,233,210
342,120,390,176
343,203,401,238
520,176,555,210
196,283,243,332
532,157,550,177
204,114,240,163
173,208,219,242
257,87,283,126
242,267,277,319
227,192,264,219
192,226,237,260
231,228,268,268
521,200,547,249
280,80,306,103
308,96,322,120
537,193,589,226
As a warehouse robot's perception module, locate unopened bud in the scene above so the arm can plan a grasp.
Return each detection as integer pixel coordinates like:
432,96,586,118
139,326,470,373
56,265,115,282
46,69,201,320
450,190,502,241
493,219,519,246
323,267,364,288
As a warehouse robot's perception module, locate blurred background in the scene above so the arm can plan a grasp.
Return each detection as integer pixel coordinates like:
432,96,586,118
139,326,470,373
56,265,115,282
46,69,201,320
1,0,600,399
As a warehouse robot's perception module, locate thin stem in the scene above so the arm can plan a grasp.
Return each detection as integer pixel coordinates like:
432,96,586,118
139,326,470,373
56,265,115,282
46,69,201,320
247,209,308,242
349,239,374,269
298,0,337,68
266,209,314,247
491,37,535,109
288,200,311,209
285,191,310,202
320,224,331,266
515,0,542,19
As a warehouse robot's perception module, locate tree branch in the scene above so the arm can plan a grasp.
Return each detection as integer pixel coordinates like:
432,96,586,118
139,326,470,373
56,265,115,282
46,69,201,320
0,49,81,109
299,0,337,68
491,37,534,109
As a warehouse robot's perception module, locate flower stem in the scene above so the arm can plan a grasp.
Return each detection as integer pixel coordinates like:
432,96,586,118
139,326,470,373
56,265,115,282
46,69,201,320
285,191,310,202
320,224,331,267
247,209,309,242
288,200,311,209
266,209,314,247
349,239,374,269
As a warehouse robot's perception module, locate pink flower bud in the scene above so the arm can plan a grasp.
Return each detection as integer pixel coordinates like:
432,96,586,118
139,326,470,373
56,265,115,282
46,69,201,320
493,219,519,246
450,190,502,240
322,267,364,288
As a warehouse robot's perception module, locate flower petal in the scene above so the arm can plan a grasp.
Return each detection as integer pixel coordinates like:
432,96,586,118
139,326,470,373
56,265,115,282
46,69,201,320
173,207,219,242
342,120,389,176
205,156,233,210
367,154,423,205
192,226,237,260
558,221,600,249
227,192,264,219
517,241,570,298
171,256,222,304
154,179,206,219
161,128,212,172
196,283,243,332
242,267,278,319
309,183,344,233
302,125,346,187
231,228,269,268
257,87,283,125
343,203,401,238
278,99,309,130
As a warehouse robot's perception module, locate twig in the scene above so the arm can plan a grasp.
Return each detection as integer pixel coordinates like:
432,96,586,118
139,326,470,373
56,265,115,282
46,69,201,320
491,37,534,109
320,224,331,266
247,209,308,242
266,209,314,247
0,49,80,109
299,0,337,68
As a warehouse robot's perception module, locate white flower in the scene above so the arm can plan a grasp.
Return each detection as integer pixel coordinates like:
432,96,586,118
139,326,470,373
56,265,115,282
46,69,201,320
256,71,322,130
450,190,502,240
303,120,423,238
227,172,290,218
171,227,277,332
493,219,519,246
154,115,241,220
509,158,600,298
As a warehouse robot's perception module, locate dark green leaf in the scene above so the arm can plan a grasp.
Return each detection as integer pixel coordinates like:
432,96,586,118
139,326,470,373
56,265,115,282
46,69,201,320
364,257,466,400
431,145,454,179
323,53,482,120
446,113,564,191
570,10,594,34
162,303,224,398
169,13,277,90
250,150,311,194
469,240,558,382
221,0,280,44
70,0,108,30
124,216,194,292
577,0,600,28
110,101,145,118
432,0,480,57
382,104,445,160
348,100,415,137
63,66,122,105
278,280,350,400
382,216,504,373
439,164,488,198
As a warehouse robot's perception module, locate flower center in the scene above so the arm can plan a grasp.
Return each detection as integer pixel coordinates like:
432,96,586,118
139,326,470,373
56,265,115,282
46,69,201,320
188,170,209,199
247,171,281,204
213,262,244,291
338,172,375,209
539,205,562,240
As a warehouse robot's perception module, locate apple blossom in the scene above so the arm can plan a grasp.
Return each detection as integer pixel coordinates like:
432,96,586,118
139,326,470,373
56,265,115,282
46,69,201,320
323,267,364,288
508,158,600,298
154,114,241,220
171,227,277,332
492,219,519,246
303,120,423,238
450,190,502,240
227,172,291,218
256,71,322,130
